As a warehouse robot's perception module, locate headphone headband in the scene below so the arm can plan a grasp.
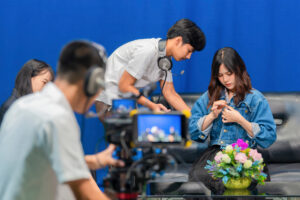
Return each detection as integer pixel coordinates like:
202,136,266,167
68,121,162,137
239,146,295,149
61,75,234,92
82,40,107,97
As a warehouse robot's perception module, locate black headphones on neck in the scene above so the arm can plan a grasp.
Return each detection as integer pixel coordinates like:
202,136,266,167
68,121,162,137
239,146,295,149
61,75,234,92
83,41,107,97
157,39,173,71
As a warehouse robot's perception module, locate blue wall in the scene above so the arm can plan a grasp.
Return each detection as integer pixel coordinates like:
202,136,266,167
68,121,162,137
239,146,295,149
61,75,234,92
1,0,300,186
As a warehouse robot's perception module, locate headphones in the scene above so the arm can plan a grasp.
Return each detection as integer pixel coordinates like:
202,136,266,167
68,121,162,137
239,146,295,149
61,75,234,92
157,39,173,71
83,41,107,97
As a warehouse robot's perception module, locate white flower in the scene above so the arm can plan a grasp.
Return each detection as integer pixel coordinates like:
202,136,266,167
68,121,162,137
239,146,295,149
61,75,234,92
221,154,231,163
225,145,233,153
259,158,264,164
244,160,252,169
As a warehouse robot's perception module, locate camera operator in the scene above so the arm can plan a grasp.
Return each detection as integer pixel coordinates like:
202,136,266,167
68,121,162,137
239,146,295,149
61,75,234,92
95,19,206,119
0,41,121,200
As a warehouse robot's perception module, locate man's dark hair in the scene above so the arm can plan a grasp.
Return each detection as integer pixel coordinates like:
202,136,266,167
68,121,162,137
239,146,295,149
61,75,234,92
15,59,54,97
57,41,105,84
167,18,206,51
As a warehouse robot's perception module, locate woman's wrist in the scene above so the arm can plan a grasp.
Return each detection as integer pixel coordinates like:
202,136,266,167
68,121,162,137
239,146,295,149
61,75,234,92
208,111,217,120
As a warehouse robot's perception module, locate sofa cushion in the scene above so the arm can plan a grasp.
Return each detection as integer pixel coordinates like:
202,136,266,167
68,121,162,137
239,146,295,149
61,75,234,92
259,93,300,163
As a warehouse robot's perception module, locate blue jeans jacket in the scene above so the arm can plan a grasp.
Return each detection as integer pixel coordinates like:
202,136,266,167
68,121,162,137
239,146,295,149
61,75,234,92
189,89,276,148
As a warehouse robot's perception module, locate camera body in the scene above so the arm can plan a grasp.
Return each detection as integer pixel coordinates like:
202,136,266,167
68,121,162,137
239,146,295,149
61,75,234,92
103,98,190,198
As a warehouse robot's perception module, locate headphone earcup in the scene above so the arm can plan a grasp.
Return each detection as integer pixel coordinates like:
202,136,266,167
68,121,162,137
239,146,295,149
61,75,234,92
84,66,105,97
158,56,173,71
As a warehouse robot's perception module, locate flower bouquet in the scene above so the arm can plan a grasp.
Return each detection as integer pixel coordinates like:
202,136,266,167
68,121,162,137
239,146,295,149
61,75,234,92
205,139,267,189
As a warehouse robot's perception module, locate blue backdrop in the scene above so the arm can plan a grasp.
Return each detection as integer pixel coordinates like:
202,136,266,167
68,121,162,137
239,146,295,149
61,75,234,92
1,0,300,187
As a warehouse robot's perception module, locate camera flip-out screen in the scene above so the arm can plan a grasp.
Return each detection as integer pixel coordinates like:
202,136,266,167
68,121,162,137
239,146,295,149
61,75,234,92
133,113,187,146
112,99,136,114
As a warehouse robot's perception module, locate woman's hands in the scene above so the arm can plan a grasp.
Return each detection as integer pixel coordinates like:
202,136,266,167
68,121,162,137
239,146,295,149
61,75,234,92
209,101,253,136
210,100,227,119
210,101,244,124
221,105,243,124
221,105,254,137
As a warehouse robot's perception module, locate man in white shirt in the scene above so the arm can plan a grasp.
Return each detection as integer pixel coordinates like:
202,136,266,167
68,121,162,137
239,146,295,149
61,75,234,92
0,41,116,200
96,18,206,117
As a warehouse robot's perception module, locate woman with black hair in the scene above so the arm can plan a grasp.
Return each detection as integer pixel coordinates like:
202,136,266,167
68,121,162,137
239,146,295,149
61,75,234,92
0,59,54,125
188,47,276,192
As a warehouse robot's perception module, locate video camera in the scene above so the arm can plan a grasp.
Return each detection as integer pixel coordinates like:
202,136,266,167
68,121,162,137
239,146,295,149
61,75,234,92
103,85,191,200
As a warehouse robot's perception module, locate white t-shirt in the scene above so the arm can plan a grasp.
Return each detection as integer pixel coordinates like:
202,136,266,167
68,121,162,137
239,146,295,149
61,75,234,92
0,83,90,200
97,38,173,105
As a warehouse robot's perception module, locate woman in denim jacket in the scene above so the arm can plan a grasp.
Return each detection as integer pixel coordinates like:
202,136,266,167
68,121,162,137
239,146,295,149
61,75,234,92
188,47,276,192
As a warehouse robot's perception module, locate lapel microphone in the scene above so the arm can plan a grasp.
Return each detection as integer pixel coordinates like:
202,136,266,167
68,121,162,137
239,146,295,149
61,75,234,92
172,70,185,76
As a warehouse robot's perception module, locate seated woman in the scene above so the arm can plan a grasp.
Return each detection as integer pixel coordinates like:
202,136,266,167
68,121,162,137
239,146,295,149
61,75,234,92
188,47,276,192
0,59,54,125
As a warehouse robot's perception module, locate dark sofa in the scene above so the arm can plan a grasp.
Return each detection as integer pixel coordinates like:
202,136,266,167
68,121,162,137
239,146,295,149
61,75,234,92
149,92,300,195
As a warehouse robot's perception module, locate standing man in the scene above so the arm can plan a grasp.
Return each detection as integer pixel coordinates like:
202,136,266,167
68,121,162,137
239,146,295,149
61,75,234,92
96,18,206,116
0,41,117,200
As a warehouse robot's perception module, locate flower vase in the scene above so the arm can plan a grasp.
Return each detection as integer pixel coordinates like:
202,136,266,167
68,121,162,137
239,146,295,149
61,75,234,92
223,177,251,190
223,189,251,196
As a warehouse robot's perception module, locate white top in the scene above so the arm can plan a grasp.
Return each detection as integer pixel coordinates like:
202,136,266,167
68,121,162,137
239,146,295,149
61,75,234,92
0,83,90,200
97,38,173,105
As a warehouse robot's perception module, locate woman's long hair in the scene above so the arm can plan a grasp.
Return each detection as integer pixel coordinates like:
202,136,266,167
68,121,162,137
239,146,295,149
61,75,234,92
15,59,54,97
208,47,252,107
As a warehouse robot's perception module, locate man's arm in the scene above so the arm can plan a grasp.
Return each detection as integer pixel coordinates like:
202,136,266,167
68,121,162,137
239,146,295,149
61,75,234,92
119,70,168,111
160,80,190,111
85,144,125,170
67,177,110,200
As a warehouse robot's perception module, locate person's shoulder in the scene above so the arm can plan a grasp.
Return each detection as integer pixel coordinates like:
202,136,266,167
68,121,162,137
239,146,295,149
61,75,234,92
196,91,209,103
200,91,209,99
124,38,159,52
249,89,265,98
0,96,14,114
245,89,267,105
13,90,71,122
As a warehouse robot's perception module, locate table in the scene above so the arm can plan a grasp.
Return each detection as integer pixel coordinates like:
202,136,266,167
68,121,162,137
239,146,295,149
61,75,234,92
144,181,300,199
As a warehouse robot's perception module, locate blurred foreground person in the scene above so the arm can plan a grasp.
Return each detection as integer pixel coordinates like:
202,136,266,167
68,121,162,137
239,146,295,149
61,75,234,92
0,40,115,200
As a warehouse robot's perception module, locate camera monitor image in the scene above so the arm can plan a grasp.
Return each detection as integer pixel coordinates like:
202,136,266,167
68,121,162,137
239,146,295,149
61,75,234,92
112,99,137,114
133,113,187,146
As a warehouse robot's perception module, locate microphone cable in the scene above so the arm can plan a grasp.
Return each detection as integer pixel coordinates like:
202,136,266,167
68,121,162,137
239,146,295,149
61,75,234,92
156,70,168,104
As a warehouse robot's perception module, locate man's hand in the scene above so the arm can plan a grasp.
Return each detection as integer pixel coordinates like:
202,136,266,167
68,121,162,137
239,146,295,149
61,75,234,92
95,144,125,168
222,105,243,123
210,100,227,119
151,103,170,112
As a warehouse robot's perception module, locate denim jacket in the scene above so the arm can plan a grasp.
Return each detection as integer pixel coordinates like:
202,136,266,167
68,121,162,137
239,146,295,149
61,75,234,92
189,89,276,148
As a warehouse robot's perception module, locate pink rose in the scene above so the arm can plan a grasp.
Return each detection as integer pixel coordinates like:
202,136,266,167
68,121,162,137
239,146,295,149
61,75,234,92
249,149,262,161
235,152,247,163
214,152,223,163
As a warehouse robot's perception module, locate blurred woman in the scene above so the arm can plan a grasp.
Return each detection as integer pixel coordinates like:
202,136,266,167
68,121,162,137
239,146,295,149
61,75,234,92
0,59,54,125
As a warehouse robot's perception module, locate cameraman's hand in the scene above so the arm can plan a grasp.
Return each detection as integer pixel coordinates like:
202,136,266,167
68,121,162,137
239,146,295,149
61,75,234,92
95,144,125,168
